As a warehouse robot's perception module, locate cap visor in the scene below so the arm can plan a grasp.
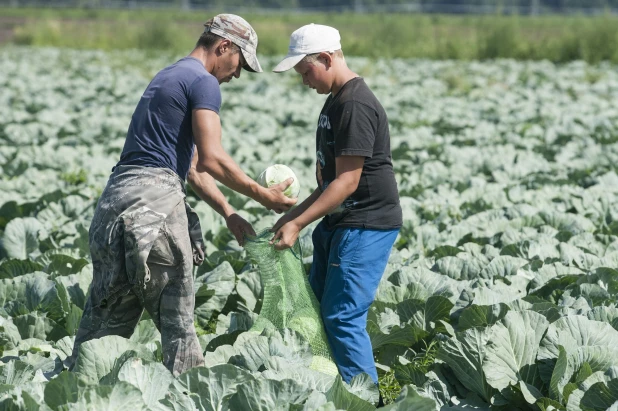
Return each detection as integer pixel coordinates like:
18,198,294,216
272,53,306,73
241,49,263,73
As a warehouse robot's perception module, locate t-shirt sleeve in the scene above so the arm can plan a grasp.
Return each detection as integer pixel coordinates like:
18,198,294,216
188,74,222,113
332,101,377,158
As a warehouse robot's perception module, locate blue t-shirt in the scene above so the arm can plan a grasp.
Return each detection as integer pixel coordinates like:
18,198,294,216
115,57,221,180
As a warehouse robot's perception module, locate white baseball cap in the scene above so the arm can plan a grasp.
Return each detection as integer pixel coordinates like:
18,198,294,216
273,24,342,73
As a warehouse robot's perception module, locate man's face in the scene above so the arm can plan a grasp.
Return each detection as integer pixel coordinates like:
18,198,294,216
294,59,331,95
214,43,245,84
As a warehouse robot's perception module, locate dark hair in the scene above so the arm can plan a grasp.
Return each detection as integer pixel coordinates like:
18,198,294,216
196,28,240,54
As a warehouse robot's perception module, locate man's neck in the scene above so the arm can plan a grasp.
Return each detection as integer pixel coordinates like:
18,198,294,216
330,63,358,96
189,47,215,74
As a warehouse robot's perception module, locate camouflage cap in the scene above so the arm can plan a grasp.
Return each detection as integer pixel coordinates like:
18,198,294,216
204,14,262,73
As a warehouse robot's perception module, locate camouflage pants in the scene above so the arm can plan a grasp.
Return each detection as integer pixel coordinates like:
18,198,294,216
69,172,204,376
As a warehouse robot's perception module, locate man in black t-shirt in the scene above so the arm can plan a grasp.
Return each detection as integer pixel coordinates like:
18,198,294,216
271,24,403,389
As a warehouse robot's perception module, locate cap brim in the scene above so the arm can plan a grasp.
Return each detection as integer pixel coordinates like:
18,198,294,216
241,48,262,73
272,53,306,73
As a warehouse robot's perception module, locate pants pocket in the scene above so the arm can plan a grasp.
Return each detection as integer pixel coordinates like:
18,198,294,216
335,228,357,262
147,225,179,267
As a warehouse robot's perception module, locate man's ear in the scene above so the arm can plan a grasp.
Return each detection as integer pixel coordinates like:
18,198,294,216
319,52,333,68
217,39,233,56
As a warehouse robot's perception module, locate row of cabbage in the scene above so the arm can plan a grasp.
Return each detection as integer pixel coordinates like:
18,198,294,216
0,47,617,410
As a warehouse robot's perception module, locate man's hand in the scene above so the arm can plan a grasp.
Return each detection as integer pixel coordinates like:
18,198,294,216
261,177,298,213
270,220,301,250
225,213,256,247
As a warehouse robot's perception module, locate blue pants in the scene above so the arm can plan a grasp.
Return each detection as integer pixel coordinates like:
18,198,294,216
309,220,399,383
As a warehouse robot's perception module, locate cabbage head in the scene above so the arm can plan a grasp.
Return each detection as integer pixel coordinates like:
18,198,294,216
257,164,301,199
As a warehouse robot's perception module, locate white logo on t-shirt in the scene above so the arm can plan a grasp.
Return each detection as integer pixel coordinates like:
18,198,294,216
318,114,331,130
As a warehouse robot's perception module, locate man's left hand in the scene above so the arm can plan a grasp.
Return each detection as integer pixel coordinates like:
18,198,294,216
270,220,301,250
226,213,255,247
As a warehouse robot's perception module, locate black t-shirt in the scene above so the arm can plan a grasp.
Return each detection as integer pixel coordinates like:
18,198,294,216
316,77,402,230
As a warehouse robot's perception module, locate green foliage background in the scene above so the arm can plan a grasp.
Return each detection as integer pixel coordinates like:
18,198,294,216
2,7,618,63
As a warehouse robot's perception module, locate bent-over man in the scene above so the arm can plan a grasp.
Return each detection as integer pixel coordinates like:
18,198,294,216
68,14,296,376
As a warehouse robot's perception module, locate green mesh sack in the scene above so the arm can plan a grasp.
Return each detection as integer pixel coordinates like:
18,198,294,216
244,229,338,376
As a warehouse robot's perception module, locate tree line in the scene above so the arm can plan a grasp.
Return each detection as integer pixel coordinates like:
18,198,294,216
7,0,618,12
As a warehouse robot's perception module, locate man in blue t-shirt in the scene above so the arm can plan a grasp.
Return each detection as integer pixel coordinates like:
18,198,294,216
69,14,296,376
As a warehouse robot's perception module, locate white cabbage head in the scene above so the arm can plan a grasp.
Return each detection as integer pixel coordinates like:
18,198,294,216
257,164,301,199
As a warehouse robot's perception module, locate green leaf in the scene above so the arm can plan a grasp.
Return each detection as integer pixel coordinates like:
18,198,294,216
0,201,24,230
297,391,332,411
434,256,484,280
382,384,437,410
261,357,335,393
490,380,544,408
536,397,566,411
72,335,155,384
12,312,69,342
367,318,428,350
0,360,37,385
393,360,428,387
171,364,254,411
587,306,618,332
0,317,21,355
194,262,236,329
347,373,380,404
427,246,463,259
389,266,460,302
575,362,594,385
539,315,618,385
225,377,313,411
526,300,563,323
396,296,453,332
72,381,149,411
0,259,43,280
483,310,549,391
229,329,313,372
1,218,45,260
550,345,618,402
0,272,70,323
565,369,616,411
458,303,510,330
529,275,580,304
41,253,90,277
374,283,430,306
236,269,262,313
436,327,495,402
129,319,161,346
117,358,174,408
324,375,376,411
479,256,528,279
43,371,88,410
64,304,83,336
0,388,42,411
53,269,92,309
579,379,618,411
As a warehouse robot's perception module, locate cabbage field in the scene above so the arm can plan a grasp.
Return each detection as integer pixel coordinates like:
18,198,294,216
1,47,618,410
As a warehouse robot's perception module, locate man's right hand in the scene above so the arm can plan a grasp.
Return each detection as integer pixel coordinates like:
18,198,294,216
261,177,297,213
225,213,255,247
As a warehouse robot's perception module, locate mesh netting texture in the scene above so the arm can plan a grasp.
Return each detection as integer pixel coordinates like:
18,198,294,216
244,229,338,376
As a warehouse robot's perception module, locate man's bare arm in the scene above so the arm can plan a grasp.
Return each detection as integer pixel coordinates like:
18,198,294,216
187,147,235,219
272,188,321,232
271,156,364,249
187,146,255,245
192,108,296,213
294,155,364,229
